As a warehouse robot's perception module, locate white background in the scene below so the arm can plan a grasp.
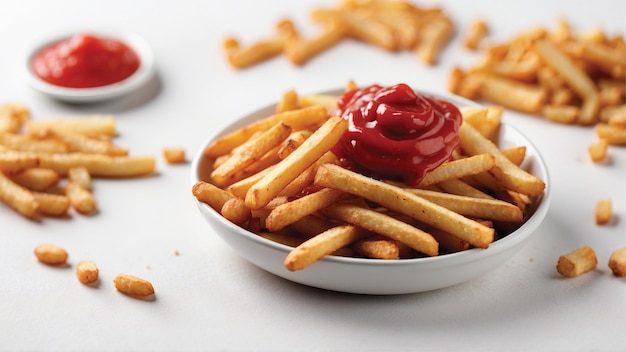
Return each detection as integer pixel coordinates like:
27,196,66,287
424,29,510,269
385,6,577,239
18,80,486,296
0,1,624,351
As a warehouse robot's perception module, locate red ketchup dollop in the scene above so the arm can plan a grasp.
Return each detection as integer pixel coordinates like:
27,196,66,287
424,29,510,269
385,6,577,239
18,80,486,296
31,33,140,88
332,83,462,186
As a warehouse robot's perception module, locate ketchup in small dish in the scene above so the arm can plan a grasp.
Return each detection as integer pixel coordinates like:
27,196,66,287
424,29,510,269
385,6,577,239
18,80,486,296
23,31,154,103
333,83,462,186
31,33,140,88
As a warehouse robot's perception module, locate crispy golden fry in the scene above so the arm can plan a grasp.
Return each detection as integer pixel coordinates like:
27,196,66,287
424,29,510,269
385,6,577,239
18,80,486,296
299,94,340,111
0,132,68,153
277,151,338,198
323,201,439,256
588,139,609,163
277,130,312,160
284,21,347,65
211,122,292,187
596,123,626,146
33,192,70,217
0,172,39,219
608,247,626,277
223,20,295,69
0,150,40,172
225,165,276,199
45,129,128,156
405,188,523,223
472,73,547,113
418,153,495,187
315,164,494,249
416,17,454,65
557,246,598,278
204,105,328,158
436,178,494,200
113,274,155,298
76,260,99,285
284,225,365,271
25,115,117,137
245,116,348,209
163,148,186,164
464,20,489,50
65,182,97,215
192,180,234,212
276,89,300,113
34,243,68,266
220,197,251,225
502,146,527,166
8,167,60,191
459,122,546,197
595,198,613,225
0,103,30,133
266,188,347,231
542,105,579,124
29,152,155,177
461,105,503,141
353,236,400,260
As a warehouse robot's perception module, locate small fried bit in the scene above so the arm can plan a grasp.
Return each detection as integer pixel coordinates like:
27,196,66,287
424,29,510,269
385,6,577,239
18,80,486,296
76,260,99,284
34,243,68,266
556,246,598,278
113,274,155,298
588,138,609,162
595,199,613,225
163,147,186,164
608,247,626,277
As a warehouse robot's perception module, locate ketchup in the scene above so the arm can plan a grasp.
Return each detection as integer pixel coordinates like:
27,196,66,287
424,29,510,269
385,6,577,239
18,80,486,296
31,33,140,88
333,83,462,186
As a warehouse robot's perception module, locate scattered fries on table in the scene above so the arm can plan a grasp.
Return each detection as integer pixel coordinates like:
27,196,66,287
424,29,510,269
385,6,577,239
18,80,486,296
0,103,156,220
193,84,547,271
222,0,455,68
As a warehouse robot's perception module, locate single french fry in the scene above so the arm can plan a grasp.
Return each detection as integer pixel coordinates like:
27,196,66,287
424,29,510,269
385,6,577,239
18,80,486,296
595,198,613,225
31,152,156,177
204,105,329,158
65,182,97,215
33,192,70,217
220,197,251,225
211,121,292,187
0,103,30,133
277,151,338,198
284,224,365,271
266,187,347,231
163,148,186,164
353,236,400,260
25,115,117,137
417,153,495,187
223,20,296,69
588,139,609,163
276,89,300,113
245,116,348,210
299,94,339,111
192,180,234,212
277,130,312,160
67,166,92,190
314,164,494,249
608,247,626,277
579,92,601,125
436,178,494,200
502,146,527,166
533,39,598,99
596,123,626,146
322,201,439,256
405,188,523,223
45,129,128,156
8,167,60,191
459,122,546,197
226,165,276,199
472,73,547,113
542,105,579,124
464,20,489,50
0,132,68,153
0,172,39,219
557,246,598,278
0,150,40,172
284,21,346,65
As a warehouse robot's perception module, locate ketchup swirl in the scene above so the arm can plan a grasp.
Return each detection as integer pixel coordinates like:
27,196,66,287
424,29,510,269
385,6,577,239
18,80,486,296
332,83,462,185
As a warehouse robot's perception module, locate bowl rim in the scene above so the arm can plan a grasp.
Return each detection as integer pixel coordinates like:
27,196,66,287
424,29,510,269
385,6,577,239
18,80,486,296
190,87,551,269
21,30,156,103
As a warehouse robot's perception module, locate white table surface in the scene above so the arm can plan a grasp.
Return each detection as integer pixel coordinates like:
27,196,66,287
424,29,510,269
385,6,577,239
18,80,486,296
1,1,625,351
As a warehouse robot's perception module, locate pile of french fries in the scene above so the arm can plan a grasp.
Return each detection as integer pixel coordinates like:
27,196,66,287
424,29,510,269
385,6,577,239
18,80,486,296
193,82,546,271
223,0,455,68
448,19,626,152
0,102,156,220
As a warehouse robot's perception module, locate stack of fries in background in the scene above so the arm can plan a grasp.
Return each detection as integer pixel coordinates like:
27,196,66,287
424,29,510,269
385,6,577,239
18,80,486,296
193,82,546,271
0,103,156,220
223,0,455,68
449,19,626,161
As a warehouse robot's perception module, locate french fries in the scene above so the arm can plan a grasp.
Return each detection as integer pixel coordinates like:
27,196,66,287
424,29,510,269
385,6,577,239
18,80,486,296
0,103,156,220
193,85,546,271
222,1,456,68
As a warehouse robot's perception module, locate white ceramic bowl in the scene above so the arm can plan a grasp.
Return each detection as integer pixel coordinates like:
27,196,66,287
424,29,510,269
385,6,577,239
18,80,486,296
191,89,551,295
22,30,155,103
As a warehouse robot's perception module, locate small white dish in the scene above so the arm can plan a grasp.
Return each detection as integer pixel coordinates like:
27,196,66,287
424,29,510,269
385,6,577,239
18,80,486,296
190,88,551,295
22,31,155,103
